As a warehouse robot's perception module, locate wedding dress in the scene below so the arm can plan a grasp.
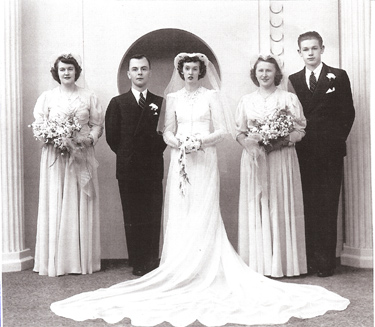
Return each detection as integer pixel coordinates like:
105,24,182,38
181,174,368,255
51,86,349,326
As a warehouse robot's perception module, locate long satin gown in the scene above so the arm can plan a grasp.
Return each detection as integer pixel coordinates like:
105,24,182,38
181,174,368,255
51,87,349,326
33,86,104,277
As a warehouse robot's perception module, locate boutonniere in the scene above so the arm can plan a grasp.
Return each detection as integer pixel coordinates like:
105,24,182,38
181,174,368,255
149,103,158,115
326,73,336,81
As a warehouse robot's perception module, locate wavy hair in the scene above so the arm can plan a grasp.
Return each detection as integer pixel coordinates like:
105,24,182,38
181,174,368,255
177,56,207,80
250,56,283,87
50,54,82,84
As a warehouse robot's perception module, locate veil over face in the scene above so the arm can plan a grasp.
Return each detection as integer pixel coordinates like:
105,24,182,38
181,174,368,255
157,52,235,137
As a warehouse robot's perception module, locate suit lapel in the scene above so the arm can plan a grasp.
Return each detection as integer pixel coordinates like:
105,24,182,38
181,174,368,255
293,69,315,115
298,68,310,92
134,91,154,136
308,63,331,111
312,64,330,99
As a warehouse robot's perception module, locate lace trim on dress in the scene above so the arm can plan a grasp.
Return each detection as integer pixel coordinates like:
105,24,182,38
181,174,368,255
180,86,205,104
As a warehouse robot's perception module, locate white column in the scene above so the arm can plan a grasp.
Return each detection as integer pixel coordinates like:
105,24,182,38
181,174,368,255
1,0,33,272
339,0,372,268
258,0,271,53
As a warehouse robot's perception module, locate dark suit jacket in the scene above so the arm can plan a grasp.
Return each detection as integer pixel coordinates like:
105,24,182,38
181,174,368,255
288,63,355,158
105,90,166,180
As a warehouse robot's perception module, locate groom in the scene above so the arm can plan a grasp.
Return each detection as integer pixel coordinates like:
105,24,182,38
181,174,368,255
288,31,355,277
105,54,166,276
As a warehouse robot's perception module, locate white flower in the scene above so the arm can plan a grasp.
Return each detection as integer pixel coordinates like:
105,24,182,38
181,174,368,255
149,103,158,115
326,73,336,81
149,103,158,110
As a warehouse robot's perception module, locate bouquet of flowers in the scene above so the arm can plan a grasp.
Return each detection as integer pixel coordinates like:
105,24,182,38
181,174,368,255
29,114,82,155
177,135,202,196
248,107,295,147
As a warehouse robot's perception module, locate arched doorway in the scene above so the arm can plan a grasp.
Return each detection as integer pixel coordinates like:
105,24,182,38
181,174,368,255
117,28,221,95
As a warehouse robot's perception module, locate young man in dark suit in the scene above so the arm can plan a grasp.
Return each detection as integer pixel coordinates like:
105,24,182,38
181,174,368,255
105,54,166,276
288,32,355,277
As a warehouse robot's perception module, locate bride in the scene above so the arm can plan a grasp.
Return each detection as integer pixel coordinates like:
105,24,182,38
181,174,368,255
51,53,349,326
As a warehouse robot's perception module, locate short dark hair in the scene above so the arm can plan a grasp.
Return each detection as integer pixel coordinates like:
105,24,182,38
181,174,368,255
50,54,82,84
177,56,207,80
250,56,283,87
297,31,323,48
128,54,151,69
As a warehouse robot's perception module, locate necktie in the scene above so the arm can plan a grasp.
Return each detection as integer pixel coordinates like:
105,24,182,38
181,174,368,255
139,92,146,109
309,71,317,93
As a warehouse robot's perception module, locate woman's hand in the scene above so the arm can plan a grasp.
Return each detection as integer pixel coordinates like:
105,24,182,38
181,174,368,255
237,134,262,160
263,136,290,153
180,135,202,153
73,134,94,147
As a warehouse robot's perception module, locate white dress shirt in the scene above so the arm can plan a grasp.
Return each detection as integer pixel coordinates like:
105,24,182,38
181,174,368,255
305,62,323,89
131,88,148,106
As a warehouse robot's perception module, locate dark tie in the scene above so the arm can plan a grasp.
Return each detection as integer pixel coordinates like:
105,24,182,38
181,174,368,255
139,92,146,109
309,71,317,93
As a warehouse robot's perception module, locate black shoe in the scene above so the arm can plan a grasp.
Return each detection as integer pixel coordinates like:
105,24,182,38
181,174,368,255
317,269,334,277
307,265,317,275
148,258,160,271
132,267,147,276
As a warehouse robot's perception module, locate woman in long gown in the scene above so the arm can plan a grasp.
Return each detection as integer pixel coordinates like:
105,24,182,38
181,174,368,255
50,53,349,326
236,54,307,277
32,53,104,277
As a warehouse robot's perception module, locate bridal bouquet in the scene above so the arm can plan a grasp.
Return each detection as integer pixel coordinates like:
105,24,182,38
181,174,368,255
29,114,82,155
248,107,295,146
177,135,202,196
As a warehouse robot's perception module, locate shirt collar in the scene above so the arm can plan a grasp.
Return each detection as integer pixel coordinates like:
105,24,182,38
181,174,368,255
306,62,323,80
131,88,148,102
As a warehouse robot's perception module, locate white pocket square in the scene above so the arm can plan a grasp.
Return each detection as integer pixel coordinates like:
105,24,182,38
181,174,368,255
326,87,335,93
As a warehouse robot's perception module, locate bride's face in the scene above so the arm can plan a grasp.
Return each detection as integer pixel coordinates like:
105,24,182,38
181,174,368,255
182,62,200,84
255,61,276,89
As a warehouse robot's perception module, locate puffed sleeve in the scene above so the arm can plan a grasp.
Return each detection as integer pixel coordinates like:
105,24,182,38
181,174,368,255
163,93,180,148
33,91,49,122
199,90,225,147
287,92,306,144
235,96,249,139
235,95,262,158
88,91,104,145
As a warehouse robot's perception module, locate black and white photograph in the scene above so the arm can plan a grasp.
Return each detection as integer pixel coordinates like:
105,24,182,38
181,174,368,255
1,0,372,326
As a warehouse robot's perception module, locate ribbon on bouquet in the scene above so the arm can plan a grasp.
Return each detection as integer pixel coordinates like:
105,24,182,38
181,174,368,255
177,135,202,196
65,138,98,198
178,145,190,196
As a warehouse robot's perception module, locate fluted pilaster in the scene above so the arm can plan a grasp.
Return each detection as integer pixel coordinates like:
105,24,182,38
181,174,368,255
1,0,33,272
339,0,372,268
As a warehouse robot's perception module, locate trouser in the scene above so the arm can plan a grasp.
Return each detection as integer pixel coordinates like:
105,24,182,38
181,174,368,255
118,179,163,269
297,151,344,271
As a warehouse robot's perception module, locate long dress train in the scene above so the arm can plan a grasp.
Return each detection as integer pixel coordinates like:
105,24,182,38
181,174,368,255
50,87,348,326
